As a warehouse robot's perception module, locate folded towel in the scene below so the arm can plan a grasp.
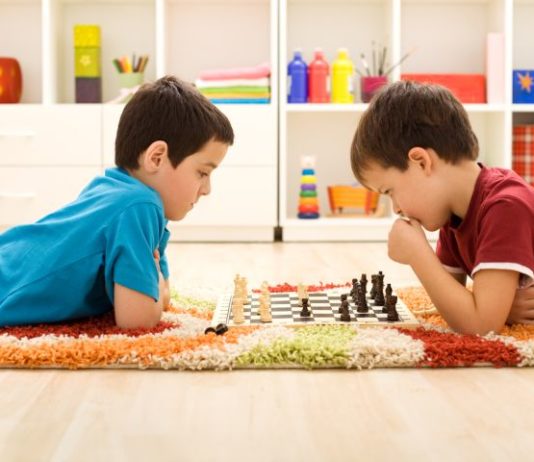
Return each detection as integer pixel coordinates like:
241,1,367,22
199,62,271,81
200,86,270,95
208,98,270,104
196,77,270,88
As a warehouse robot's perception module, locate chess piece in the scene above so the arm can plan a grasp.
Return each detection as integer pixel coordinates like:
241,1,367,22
300,297,311,317
387,295,399,322
385,283,393,304
215,323,229,335
339,294,348,313
356,286,368,313
340,304,351,322
350,278,358,297
232,297,245,324
360,273,368,296
370,274,377,299
374,272,385,306
339,299,349,314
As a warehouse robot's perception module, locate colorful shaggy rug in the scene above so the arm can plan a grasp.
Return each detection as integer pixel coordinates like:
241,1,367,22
1,284,533,370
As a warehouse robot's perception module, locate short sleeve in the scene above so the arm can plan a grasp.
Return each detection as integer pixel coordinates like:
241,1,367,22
474,197,534,282
436,228,465,274
104,203,166,302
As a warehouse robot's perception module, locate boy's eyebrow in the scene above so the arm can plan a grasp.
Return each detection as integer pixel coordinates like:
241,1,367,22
202,161,218,169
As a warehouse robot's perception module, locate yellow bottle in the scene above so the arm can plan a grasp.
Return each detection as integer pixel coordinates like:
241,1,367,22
331,48,354,103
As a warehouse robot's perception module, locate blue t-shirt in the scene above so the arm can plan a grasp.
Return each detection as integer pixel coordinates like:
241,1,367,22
0,168,170,326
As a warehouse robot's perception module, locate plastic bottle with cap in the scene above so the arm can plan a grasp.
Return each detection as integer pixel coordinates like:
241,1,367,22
331,48,354,103
287,49,308,103
308,48,329,103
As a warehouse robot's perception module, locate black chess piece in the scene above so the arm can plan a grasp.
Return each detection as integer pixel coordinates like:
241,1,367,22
204,326,216,335
356,286,369,313
340,305,351,322
349,278,358,297
339,295,348,313
300,297,311,317
387,296,399,322
370,274,377,299
339,299,349,314
215,323,229,335
360,273,368,296
385,284,393,304
374,274,385,306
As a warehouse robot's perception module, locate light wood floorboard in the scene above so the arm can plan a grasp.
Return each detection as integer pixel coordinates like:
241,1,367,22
1,243,533,462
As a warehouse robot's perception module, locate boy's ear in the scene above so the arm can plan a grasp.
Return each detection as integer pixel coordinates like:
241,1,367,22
407,147,432,174
142,141,168,172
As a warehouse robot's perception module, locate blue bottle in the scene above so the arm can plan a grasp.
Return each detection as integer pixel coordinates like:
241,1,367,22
288,50,307,103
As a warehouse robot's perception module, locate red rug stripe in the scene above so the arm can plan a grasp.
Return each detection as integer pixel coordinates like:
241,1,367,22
0,312,177,340
399,328,521,367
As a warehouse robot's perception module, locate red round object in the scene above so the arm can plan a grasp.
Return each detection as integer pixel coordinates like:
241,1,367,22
0,57,23,103
298,204,319,213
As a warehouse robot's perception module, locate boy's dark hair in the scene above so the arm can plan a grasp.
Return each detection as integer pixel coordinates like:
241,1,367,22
115,75,234,169
351,80,479,182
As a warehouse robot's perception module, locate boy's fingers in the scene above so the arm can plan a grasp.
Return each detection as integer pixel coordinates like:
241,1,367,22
153,249,160,261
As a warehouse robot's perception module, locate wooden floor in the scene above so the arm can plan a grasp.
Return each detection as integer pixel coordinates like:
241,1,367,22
2,243,534,462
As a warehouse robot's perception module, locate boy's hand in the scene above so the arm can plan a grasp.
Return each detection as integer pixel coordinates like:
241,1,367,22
388,218,431,265
507,286,534,324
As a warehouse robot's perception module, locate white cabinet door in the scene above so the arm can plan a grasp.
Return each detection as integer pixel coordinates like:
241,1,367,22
0,105,101,166
173,165,276,226
102,105,277,167
0,167,100,227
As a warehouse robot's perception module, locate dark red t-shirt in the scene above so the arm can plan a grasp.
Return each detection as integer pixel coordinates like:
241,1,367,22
436,165,534,288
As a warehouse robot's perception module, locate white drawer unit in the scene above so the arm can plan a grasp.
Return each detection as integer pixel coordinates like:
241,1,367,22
0,167,100,227
0,105,101,166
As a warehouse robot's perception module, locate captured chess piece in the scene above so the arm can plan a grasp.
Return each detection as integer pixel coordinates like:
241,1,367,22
300,297,311,317
204,326,216,335
387,295,399,322
215,323,229,335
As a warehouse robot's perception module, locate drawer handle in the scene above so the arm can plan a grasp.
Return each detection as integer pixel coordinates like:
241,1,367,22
0,192,36,199
0,130,36,138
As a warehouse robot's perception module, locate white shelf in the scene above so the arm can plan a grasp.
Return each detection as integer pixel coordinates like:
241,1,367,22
512,104,534,112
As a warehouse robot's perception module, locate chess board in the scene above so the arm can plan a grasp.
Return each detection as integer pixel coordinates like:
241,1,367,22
212,288,420,329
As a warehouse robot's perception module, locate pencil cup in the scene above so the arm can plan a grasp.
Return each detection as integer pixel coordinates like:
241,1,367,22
118,72,144,90
361,76,388,103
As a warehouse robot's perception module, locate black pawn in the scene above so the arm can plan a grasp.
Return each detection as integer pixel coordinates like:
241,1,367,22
340,305,351,322
339,294,348,313
374,276,385,306
339,299,349,315
300,297,311,317
387,295,399,322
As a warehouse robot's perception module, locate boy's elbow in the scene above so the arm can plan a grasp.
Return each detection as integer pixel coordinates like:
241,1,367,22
115,312,161,330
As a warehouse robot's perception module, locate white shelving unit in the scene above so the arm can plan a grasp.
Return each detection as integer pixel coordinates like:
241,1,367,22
0,0,278,241
279,0,528,241
1,0,533,242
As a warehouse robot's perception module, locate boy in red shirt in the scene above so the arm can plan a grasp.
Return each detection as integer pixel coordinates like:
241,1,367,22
351,81,534,334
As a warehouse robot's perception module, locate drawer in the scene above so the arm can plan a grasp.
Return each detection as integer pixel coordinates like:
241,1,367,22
0,105,101,166
102,104,277,167
0,166,101,226
173,165,276,226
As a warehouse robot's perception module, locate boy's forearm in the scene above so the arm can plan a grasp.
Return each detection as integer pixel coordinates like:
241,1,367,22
409,246,483,334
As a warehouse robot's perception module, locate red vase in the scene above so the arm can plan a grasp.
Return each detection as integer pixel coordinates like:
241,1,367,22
0,57,23,103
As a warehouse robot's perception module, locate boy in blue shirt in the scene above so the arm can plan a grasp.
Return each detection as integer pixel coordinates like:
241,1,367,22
0,76,234,328
351,81,534,335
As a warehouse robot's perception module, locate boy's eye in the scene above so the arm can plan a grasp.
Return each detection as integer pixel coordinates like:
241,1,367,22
198,171,209,178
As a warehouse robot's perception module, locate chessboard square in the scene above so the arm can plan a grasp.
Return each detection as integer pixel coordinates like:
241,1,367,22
313,313,333,319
